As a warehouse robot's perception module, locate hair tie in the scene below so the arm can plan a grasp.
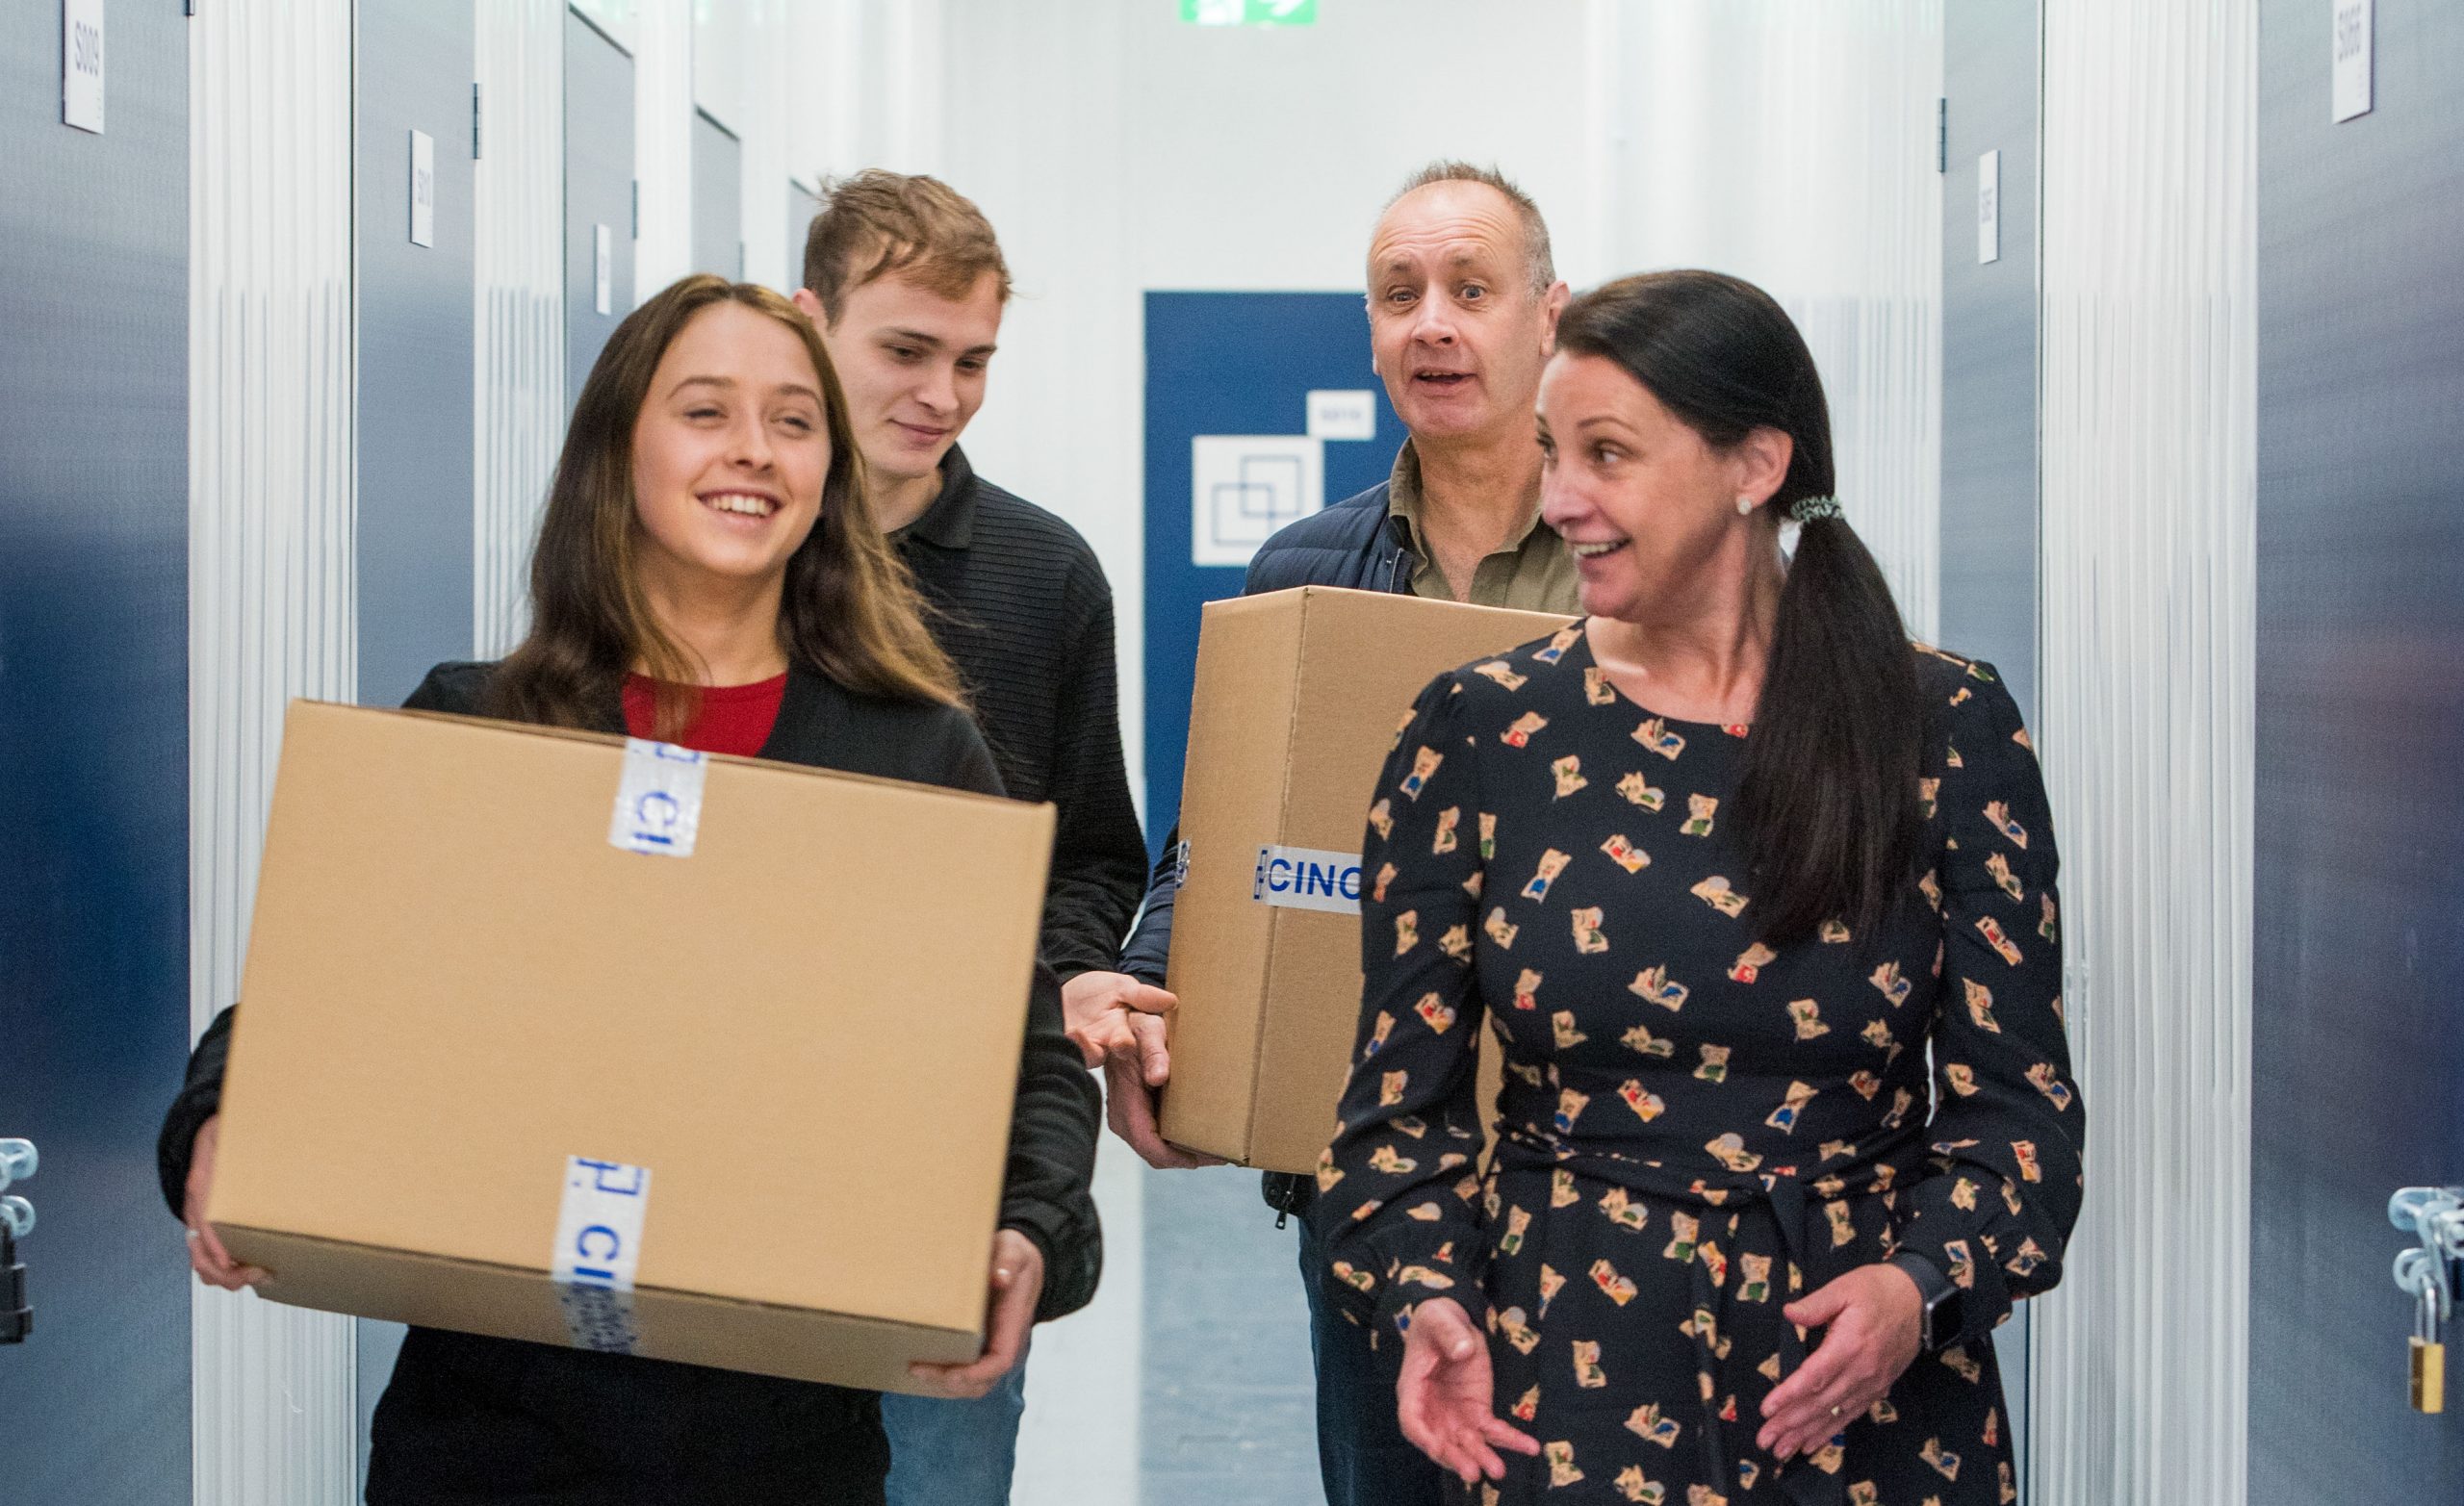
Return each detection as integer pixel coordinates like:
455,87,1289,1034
1787,496,1841,524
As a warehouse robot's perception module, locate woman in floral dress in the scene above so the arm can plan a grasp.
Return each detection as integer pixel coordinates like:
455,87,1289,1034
1319,270,2081,1506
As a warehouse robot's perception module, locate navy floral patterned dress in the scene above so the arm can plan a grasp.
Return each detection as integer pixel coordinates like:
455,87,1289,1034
1319,622,2082,1506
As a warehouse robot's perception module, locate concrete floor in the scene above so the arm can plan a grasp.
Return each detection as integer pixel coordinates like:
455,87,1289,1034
1015,1120,1322,1505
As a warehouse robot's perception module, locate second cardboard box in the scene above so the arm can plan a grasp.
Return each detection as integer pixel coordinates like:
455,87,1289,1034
1160,587,1575,1172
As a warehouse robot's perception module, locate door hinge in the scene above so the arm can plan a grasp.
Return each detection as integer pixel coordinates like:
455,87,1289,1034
1937,97,1947,173
473,83,483,160
631,180,641,240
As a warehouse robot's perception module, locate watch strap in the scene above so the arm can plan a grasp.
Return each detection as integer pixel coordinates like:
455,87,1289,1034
1886,1252,1960,1350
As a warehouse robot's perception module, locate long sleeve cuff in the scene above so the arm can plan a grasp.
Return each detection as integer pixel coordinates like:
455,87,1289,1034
1001,1195,1101,1323
1891,1207,2017,1349
1344,1215,1490,1343
1116,830,1181,987
157,1006,236,1220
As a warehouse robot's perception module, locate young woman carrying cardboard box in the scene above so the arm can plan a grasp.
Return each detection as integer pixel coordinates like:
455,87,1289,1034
159,274,1099,1504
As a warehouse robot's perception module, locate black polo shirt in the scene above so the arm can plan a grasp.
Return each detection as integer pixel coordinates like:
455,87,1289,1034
891,447,1146,981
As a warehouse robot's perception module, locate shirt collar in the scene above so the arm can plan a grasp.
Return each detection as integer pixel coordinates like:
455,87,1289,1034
894,444,980,550
1381,436,1548,554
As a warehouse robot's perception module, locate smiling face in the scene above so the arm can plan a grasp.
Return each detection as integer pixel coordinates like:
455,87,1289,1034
1365,180,1564,446
629,300,832,598
807,269,1003,492
1536,351,1790,623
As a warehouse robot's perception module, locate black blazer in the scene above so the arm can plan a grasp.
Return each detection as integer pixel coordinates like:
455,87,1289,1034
157,662,1102,1499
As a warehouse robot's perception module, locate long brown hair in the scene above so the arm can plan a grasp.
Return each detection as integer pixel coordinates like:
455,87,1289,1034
486,274,961,735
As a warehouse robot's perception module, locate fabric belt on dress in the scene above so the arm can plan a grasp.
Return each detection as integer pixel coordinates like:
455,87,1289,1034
1493,1128,1926,1506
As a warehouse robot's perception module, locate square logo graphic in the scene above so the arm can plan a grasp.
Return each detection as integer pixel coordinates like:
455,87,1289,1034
1191,434,1324,568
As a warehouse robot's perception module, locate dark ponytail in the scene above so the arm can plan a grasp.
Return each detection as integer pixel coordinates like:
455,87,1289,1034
1556,271,1924,944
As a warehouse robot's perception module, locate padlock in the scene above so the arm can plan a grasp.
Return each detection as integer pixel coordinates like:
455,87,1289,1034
2413,1282,2447,1415
2411,1339,2446,1414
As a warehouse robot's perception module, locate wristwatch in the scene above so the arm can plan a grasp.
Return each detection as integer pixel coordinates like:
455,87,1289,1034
1886,1252,1964,1352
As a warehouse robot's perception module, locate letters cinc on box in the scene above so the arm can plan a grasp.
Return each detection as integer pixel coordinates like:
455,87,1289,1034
1160,587,1571,1172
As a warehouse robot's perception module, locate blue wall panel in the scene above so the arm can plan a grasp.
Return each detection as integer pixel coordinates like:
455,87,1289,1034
357,0,477,709
0,10,192,1503
1140,292,1400,854
2251,1,2464,1493
566,7,636,414
1939,0,2040,727
353,1,478,1470
787,179,823,297
691,109,742,282
1939,2,2040,1464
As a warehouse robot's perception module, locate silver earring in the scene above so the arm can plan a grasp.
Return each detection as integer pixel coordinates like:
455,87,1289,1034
1735,495,1754,516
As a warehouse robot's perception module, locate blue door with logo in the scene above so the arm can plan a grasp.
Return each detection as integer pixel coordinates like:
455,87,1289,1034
1141,292,1402,851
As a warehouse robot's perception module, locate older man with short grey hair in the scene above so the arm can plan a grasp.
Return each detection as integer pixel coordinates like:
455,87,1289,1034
1071,161,1581,1506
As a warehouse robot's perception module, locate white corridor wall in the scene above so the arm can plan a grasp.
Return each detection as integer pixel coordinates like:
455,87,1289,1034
1605,0,1945,637
473,0,566,656
2032,3,2257,1503
740,0,1947,823
188,1,361,1501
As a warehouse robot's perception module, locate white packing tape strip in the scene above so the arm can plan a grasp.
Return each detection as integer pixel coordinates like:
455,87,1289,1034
608,739,706,856
1250,844,1363,914
552,1156,652,1355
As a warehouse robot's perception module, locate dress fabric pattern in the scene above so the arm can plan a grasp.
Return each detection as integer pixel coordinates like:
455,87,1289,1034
1320,623,2082,1506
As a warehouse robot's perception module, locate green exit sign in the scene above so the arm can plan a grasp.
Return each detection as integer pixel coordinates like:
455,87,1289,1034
1182,0,1319,26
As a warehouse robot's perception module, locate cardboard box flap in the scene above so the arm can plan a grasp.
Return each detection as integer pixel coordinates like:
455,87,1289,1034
388,703,1032,807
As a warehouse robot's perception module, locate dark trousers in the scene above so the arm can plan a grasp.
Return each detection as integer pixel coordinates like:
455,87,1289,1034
1296,1210,1450,1506
365,1328,888,1504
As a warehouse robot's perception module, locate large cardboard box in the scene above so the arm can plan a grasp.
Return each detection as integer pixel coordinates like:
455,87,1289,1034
1159,587,1575,1172
210,702,1054,1395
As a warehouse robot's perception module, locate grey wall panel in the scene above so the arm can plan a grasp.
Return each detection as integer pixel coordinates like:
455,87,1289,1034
351,1,475,1468
1939,0,2040,726
0,10,192,1503
1939,3,2040,1472
2252,2,2464,1497
567,6,635,410
788,178,823,296
358,0,477,710
692,108,742,281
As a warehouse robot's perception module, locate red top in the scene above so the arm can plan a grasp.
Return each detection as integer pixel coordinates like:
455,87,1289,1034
621,672,789,757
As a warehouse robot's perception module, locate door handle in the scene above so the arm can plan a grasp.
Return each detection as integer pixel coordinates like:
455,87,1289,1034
0,1137,32,1343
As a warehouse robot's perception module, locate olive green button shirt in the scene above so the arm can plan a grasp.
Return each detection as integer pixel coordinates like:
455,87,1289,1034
1384,439,1582,612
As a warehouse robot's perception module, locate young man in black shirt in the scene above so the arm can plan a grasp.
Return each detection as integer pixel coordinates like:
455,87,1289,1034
792,170,1145,1505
